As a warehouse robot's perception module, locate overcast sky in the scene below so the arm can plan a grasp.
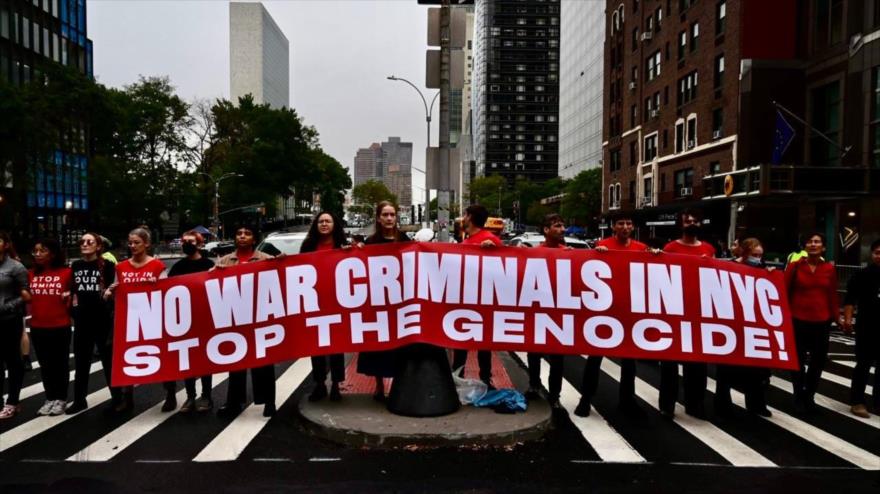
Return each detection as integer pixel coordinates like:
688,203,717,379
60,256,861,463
88,0,435,203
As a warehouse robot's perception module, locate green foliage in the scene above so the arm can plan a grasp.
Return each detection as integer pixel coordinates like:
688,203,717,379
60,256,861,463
560,168,602,226
352,179,397,215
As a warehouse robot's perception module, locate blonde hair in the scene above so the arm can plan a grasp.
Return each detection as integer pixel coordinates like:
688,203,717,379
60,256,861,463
739,237,762,258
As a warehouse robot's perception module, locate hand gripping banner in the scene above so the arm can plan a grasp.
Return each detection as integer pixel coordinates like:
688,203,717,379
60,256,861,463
111,243,798,386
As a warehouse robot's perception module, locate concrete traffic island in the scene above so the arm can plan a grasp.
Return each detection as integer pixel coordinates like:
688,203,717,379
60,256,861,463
296,352,552,448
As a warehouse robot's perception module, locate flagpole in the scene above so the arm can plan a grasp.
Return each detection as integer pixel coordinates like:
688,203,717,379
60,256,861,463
771,100,852,157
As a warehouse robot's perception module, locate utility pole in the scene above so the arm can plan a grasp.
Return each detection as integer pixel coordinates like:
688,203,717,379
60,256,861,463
436,0,451,242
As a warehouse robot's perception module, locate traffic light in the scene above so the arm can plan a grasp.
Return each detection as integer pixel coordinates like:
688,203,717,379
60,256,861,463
418,204,423,223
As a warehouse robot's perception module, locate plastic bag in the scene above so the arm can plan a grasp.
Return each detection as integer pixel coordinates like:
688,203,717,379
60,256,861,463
451,369,488,405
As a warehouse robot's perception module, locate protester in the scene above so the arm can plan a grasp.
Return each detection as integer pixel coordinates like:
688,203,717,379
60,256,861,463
165,230,215,413
525,213,567,407
0,231,30,419
713,237,772,417
28,237,73,417
658,209,714,419
66,232,117,414
301,212,348,402
842,239,880,418
100,236,118,264
785,232,839,414
214,224,277,418
357,201,410,401
451,204,502,390
575,212,648,417
105,227,166,413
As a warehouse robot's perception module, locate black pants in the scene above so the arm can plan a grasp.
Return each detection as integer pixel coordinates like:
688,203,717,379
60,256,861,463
791,320,830,401
714,364,769,412
452,349,492,382
226,365,275,406
30,326,72,401
0,317,25,406
659,361,707,413
851,329,879,407
527,353,564,399
581,356,636,405
72,314,114,403
162,375,212,399
311,354,345,384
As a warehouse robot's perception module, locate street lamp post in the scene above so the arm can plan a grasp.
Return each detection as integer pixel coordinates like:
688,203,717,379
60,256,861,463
387,75,437,229
199,172,243,238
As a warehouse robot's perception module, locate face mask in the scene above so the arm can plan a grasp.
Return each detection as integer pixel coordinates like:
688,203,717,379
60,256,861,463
745,256,762,267
182,242,198,255
683,224,700,236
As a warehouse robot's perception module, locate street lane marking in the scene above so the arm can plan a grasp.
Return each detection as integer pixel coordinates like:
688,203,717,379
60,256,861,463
601,359,775,467
66,373,230,462
192,360,311,462
3,353,75,377
514,352,644,463
0,386,113,453
818,368,873,395
5,362,102,402
833,360,876,376
767,376,879,430
702,372,880,470
308,457,342,462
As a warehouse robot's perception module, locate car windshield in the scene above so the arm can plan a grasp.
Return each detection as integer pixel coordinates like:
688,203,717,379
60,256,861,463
257,237,305,256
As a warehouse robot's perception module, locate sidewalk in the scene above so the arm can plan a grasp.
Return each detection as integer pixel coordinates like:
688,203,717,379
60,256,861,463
297,351,552,448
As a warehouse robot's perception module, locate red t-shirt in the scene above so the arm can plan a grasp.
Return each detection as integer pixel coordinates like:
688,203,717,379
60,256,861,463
597,237,648,252
663,240,716,257
463,229,502,246
116,258,165,286
784,259,839,323
29,267,72,328
316,241,335,252
538,242,567,249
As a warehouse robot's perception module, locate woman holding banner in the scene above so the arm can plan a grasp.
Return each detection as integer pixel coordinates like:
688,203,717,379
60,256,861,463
105,227,166,414
713,237,772,417
301,212,348,402
28,237,73,417
785,232,839,414
357,201,410,401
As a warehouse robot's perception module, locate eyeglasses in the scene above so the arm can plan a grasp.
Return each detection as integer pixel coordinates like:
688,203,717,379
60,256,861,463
80,239,96,245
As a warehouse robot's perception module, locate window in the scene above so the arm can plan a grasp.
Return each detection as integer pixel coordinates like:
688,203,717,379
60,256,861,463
814,0,844,49
716,1,726,35
679,0,695,11
809,80,842,166
686,115,697,148
632,27,639,51
646,15,654,33
22,16,29,48
710,161,722,175
631,65,638,82
690,23,699,52
677,71,698,106
871,67,880,167
661,173,667,192
712,108,723,136
714,54,725,88
678,31,687,60
646,50,661,81
630,105,638,127
644,134,658,161
630,140,638,166
0,8,8,39
643,177,653,204
629,181,636,203
609,148,622,172
674,168,694,197
656,7,663,30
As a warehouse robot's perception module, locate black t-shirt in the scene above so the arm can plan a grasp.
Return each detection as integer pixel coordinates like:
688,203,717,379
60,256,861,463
845,264,880,328
70,258,116,311
168,257,215,277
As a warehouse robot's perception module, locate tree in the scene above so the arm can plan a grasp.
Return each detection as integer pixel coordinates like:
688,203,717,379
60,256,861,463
468,175,509,216
560,168,602,227
352,179,396,215
311,149,352,220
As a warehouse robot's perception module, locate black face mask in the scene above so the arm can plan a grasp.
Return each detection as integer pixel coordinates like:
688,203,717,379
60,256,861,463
683,224,700,236
182,242,198,255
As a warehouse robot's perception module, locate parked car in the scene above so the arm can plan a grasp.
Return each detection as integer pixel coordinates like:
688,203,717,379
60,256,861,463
204,240,235,257
257,232,308,256
507,234,591,249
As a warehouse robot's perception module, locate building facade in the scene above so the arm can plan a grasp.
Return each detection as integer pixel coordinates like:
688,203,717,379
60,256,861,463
602,0,880,263
229,1,289,109
353,137,413,208
471,0,561,184
0,0,93,242
558,0,605,179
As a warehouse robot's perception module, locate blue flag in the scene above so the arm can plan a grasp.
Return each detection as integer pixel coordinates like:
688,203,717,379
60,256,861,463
771,109,795,164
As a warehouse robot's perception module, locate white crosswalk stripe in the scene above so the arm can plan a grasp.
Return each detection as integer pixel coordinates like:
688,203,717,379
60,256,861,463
514,352,644,463
767,376,879,430
817,367,873,395
5,362,102,402
192,359,311,462
833,360,876,375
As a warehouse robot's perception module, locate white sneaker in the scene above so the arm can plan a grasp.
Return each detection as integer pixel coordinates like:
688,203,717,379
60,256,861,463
37,400,53,416
49,400,66,416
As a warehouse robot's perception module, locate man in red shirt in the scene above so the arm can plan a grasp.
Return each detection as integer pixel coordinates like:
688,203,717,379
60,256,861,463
659,209,715,419
452,205,501,388
574,212,648,417
525,214,568,406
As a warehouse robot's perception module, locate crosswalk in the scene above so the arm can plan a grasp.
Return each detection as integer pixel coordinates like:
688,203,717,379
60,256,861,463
1,351,878,470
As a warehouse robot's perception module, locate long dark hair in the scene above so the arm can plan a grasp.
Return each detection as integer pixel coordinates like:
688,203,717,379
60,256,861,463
367,200,406,243
0,230,18,260
33,237,66,273
300,211,347,253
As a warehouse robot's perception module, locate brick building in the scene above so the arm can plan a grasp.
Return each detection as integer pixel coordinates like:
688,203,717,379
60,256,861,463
602,0,880,263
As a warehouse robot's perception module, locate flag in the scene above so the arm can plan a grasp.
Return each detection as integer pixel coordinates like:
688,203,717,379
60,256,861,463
771,109,795,164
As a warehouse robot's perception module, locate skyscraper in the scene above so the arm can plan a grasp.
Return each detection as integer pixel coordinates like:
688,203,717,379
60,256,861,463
352,138,413,207
229,2,289,109
558,0,604,179
471,0,561,184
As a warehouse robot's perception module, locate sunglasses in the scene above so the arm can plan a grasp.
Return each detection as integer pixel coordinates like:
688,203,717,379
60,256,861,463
80,239,96,245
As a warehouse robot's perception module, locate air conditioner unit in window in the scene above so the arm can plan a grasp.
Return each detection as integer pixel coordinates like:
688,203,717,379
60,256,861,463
641,31,653,41
687,140,696,149
629,81,636,90
650,109,660,118
712,130,722,139
680,187,693,196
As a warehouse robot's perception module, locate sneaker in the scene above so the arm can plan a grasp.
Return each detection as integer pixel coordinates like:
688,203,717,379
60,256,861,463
65,400,88,415
308,385,328,402
48,400,66,416
851,404,870,418
37,400,53,416
0,404,21,419
329,383,342,402
179,397,196,413
195,396,214,413
161,392,177,413
573,398,591,417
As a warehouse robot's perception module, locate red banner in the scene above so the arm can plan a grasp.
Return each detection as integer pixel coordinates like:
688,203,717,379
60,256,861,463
111,243,798,386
